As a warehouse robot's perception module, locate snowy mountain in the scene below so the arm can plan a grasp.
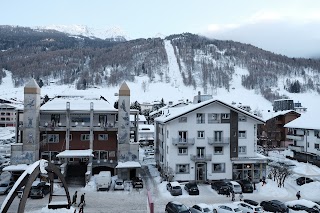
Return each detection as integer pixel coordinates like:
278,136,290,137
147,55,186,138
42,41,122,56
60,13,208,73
34,24,128,41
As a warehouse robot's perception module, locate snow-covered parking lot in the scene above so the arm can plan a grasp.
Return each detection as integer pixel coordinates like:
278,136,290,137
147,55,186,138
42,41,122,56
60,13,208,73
1,151,320,213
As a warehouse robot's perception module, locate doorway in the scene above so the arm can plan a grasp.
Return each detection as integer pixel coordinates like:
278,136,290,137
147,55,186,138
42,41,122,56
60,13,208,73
196,163,206,182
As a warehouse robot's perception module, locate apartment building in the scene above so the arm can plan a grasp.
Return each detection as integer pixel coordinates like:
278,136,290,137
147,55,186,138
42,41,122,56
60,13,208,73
154,99,267,183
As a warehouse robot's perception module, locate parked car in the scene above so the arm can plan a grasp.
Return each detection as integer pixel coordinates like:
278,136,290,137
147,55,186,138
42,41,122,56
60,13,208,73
211,180,231,195
227,181,242,194
243,199,259,206
165,201,191,213
236,201,264,213
0,180,15,195
296,177,313,186
236,180,253,193
216,204,243,213
184,181,199,195
190,203,216,213
286,199,320,213
114,179,125,190
132,177,143,188
166,181,182,196
260,200,289,213
29,181,50,199
96,171,112,191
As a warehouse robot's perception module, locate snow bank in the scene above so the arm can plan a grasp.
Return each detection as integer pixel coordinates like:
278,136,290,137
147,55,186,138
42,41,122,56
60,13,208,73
255,180,289,198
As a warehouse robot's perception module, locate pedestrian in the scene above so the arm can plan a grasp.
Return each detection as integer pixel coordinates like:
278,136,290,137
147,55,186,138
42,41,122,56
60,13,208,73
296,191,301,200
231,190,235,201
239,192,244,201
79,202,84,213
72,191,77,205
226,187,230,197
262,176,266,186
78,193,86,207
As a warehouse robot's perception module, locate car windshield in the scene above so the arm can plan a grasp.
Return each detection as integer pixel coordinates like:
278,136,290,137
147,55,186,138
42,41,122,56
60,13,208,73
234,208,242,212
116,182,123,185
177,204,189,211
0,183,8,187
203,207,211,212
172,186,181,190
234,185,241,189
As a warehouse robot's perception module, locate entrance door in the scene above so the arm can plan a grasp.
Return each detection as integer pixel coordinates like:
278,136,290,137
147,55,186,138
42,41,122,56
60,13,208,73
196,163,206,182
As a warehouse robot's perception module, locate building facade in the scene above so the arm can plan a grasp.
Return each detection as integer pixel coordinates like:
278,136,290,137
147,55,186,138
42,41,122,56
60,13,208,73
285,113,320,167
11,80,140,182
155,99,267,183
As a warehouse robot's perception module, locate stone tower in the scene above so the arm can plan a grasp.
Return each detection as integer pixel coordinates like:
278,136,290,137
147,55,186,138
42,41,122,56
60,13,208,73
117,82,131,162
21,79,41,163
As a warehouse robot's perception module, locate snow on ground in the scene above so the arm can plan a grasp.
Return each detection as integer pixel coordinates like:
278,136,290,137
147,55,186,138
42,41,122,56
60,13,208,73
0,127,15,140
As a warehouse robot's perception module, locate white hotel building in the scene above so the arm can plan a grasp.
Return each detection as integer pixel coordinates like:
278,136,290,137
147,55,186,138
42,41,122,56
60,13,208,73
154,99,267,182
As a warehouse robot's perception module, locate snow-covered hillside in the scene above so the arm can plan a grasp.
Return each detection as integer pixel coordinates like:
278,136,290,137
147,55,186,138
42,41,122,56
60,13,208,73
1,68,320,120
34,24,129,40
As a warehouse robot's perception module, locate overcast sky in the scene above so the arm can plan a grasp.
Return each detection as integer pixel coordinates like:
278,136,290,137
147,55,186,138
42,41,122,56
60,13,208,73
1,0,320,58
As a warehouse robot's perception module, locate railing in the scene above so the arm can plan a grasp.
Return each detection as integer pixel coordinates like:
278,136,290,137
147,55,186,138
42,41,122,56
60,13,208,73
288,145,304,152
207,137,230,145
172,138,195,146
190,154,212,162
286,134,304,141
208,119,220,124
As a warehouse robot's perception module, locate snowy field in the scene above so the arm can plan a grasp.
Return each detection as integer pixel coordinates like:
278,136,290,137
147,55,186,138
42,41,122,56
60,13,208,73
0,149,320,213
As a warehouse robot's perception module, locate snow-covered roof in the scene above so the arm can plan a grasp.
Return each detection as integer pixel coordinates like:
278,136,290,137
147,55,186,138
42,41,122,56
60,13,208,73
56,149,94,158
2,164,29,171
155,99,265,124
263,110,299,121
138,124,155,132
41,96,116,111
284,112,320,130
130,114,147,122
116,161,141,168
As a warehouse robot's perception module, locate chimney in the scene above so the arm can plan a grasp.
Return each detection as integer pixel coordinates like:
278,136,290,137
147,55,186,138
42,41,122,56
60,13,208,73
198,91,201,103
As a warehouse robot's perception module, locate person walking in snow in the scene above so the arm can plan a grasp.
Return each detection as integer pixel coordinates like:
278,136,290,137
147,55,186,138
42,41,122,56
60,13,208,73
226,187,230,197
78,193,86,207
72,191,77,205
231,190,235,201
296,191,301,200
79,202,84,213
239,192,244,201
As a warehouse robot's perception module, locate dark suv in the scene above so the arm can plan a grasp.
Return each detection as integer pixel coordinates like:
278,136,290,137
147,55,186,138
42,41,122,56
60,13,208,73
184,181,199,195
165,201,191,213
30,181,50,199
236,179,253,193
211,180,231,195
296,177,313,186
132,177,143,188
260,200,289,213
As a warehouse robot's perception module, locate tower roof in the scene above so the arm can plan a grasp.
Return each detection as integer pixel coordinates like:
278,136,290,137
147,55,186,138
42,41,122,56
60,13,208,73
24,79,40,94
119,82,130,96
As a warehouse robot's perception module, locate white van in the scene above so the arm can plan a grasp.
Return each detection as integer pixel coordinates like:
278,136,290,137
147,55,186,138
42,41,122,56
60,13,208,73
95,171,112,191
227,181,242,194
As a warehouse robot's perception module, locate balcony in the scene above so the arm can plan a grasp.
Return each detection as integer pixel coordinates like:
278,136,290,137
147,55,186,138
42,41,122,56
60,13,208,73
172,138,195,146
286,132,304,141
190,154,212,162
288,145,304,152
207,137,230,145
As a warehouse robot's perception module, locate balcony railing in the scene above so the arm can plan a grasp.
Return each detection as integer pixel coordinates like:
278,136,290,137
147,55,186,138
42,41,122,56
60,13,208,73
190,154,212,162
288,145,304,152
172,138,195,146
207,137,230,145
286,134,304,141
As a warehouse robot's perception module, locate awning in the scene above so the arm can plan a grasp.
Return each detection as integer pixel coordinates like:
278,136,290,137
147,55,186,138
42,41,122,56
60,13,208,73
116,161,141,169
3,164,29,172
231,156,268,164
56,149,93,158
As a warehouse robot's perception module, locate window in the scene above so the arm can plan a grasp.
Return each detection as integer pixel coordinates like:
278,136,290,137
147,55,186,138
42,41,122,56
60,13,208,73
197,147,205,158
178,148,188,155
167,130,169,138
81,134,90,141
214,131,223,142
98,134,108,141
214,146,223,154
176,164,190,173
196,113,205,124
212,163,225,173
239,131,246,138
238,116,246,122
109,151,116,157
179,117,187,123
178,131,187,142
47,134,59,143
315,144,319,149
197,131,205,139
239,146,246,154
208,113,219,123
221,113,230,119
